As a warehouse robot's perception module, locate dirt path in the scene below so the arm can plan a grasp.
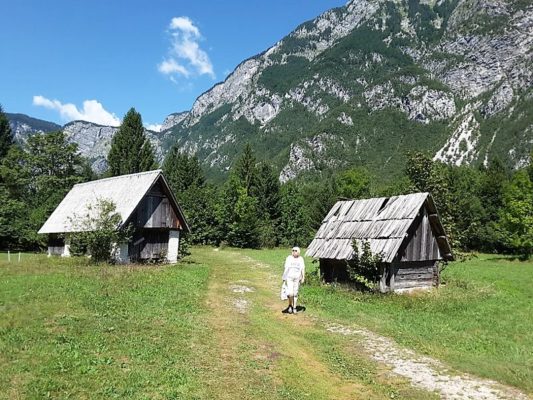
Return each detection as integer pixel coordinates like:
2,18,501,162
325,323,529,400
192,248,530,400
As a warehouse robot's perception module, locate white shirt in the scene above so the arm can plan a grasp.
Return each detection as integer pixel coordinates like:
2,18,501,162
282,255,305,281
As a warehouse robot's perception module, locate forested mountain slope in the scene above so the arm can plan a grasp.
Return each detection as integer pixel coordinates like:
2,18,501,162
167,0,532,182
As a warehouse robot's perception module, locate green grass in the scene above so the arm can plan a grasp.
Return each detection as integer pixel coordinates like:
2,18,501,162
2,249,531,398
240,249,533,393
0,254,210,399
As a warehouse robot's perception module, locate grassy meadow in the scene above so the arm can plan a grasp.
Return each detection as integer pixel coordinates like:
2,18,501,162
0,249,531,399
240,249,533,392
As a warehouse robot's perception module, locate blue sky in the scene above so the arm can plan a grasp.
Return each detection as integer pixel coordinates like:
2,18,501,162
1,0,346,130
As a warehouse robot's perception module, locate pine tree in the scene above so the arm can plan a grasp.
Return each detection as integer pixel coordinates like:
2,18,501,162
227,187,261,248
0,105,14,160
107,108,156,176
279,182,311,247
254,162,280,221
215,174,242,243
162,146,205,193
254,162,282,247
233,143,257,196
162,146,217,244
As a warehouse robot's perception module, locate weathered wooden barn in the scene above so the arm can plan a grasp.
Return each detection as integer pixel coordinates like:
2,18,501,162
305,192,453,292
38,170,190,263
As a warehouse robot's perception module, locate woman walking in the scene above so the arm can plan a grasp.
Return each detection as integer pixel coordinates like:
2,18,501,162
282,246,305,314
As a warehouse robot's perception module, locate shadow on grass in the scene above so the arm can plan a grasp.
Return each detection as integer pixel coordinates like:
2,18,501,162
281,305,307,314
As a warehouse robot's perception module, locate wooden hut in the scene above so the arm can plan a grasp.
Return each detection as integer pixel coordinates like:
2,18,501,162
306,192,453,292
38,170,190,263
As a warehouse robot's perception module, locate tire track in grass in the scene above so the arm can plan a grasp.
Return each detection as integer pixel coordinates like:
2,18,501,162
192,248,434,399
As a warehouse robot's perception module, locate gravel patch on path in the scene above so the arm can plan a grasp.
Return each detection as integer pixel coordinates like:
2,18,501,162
326,323,529,400
232,298,249,314
229,284,255,293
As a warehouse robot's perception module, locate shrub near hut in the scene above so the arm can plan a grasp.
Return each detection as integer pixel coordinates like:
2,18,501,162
68,199,132,263
347,240,383,291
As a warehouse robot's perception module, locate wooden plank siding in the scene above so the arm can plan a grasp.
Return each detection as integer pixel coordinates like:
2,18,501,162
391,260,438,290
133,196,180,229
400,207,440,262
129,230,170,261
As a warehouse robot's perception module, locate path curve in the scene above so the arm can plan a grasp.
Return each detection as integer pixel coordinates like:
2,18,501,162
241,252,531,400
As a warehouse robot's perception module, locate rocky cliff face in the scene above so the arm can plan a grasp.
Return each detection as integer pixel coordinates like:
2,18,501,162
7,113,61,143
62,121,164,173
167,0,532,181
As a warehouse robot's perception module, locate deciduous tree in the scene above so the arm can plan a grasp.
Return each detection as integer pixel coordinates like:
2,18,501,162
499,170,533,259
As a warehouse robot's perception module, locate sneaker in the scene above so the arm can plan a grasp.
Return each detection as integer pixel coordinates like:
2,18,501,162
293,307,298,314
288,306,293,314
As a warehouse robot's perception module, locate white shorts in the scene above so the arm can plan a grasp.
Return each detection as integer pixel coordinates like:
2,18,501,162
286,278,300,297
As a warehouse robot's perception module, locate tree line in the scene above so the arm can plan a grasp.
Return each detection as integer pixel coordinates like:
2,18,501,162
1,105,532,259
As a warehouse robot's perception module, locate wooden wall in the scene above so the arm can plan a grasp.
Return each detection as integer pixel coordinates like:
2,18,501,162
400,207,440,262
129,230,170,261
389,260,438,291
320,258,439,292
132,180,181,229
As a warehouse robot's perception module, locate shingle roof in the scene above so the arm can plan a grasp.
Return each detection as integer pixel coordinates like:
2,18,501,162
305,192,451,263
38,170,189,234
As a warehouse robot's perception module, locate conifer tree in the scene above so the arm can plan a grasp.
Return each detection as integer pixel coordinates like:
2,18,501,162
233,143,257,196
0,105,14,160
227,187,261,248
279,182,311,246
254,162,280,221
162,146,217,244
254,162,282,247
107,108,156,176
162,145,205,193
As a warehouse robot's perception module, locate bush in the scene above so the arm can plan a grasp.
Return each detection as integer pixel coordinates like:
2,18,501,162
67,198,132,263
346,240,383,291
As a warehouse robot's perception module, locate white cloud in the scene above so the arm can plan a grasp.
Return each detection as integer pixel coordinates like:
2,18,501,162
33,95,120,126
158,16,215,80
158,59,190,77
169,17,200,37
145,123,162,132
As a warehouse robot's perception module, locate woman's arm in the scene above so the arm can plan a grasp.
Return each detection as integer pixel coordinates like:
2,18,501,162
282,256,290,281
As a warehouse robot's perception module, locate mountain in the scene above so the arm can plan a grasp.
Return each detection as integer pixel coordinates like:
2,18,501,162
167,0,532,182
7,113,61,143
6,0,532,181
7,115,165,173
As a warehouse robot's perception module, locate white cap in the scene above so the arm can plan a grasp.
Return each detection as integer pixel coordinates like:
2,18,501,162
292,246,300,252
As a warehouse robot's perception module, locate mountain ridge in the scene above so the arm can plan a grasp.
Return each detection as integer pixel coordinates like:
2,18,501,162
167,0,532,182
7,0,533,181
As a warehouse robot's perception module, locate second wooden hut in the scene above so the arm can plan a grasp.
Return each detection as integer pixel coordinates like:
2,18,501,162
306,192,453,292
